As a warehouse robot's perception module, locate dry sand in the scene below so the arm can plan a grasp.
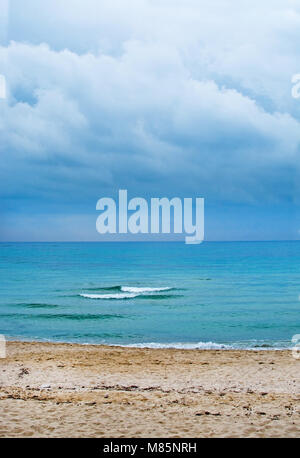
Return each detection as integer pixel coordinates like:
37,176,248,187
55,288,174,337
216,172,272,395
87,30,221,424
0,341,299,437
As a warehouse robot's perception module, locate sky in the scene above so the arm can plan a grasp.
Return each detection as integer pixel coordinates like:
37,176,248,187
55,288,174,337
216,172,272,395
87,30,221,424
0,0,299,241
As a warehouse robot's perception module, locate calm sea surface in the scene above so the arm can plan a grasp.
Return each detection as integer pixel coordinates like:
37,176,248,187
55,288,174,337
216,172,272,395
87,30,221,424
0,241,299,349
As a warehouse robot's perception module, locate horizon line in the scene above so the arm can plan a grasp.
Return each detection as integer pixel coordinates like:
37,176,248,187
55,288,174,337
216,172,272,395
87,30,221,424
0,240,299,244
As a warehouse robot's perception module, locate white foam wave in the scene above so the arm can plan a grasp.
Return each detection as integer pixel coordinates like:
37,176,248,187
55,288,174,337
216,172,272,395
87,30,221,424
80,293,139,300
121,286,172,293
120,341,233,350
80,286,172,300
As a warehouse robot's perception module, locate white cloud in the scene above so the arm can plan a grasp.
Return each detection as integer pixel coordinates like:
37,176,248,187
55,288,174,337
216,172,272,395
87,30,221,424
8,0,300,108
0,0,299,242
0,36,299,205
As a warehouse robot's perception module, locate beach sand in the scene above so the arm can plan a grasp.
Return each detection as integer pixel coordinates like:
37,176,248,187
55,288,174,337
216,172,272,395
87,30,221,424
0,341,299,437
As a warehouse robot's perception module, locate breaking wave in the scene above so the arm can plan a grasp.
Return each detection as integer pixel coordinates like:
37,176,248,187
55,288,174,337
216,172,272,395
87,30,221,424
80,293,139,300
121,286,172,293
119,341,234,350
80,285,174,300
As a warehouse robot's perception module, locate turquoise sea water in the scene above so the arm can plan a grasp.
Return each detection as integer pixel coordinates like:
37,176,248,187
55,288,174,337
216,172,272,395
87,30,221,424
0,241,299,349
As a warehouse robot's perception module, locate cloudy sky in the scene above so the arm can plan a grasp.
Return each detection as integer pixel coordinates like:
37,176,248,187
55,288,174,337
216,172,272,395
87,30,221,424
0,0,299,241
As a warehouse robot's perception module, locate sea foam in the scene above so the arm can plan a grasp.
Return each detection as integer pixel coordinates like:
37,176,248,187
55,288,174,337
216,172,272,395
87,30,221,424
121,286,172,293
80,285,173,299
80,293,139,300
119,341,233,350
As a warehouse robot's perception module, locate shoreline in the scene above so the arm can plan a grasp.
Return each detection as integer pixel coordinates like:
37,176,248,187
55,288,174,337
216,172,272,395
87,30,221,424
3,338,293,351
0,340,299,437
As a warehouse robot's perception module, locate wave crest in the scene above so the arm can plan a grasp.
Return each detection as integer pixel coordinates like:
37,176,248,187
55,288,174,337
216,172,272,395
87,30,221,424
121,286,172,293
80,293,138,300
80,285,174,300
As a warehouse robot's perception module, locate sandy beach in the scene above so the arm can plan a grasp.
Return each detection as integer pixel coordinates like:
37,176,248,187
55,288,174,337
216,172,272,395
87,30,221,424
0,341,299,437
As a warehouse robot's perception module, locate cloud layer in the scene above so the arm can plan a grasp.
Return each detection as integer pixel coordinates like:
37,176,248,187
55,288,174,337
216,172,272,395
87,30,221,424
0,0,299,240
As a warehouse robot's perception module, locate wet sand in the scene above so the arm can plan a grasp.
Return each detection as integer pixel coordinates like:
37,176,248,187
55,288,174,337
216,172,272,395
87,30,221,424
0,341,299,437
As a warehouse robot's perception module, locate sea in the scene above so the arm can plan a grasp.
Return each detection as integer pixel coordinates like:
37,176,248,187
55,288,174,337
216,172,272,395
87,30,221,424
0,241,299,349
